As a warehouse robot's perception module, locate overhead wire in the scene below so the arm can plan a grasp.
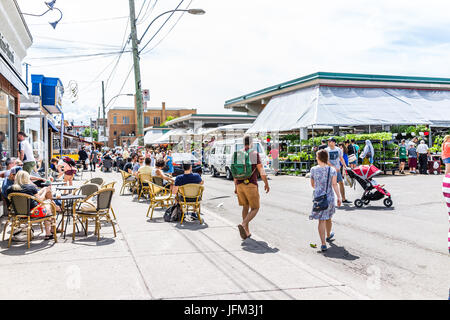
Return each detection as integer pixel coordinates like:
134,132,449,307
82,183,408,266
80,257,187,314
138,0,185,54
106,64,135,110
104,15,132,92
136,0,148,21
28,16,128,26
141,0,193,55
27,50,129,61
137,0,157,25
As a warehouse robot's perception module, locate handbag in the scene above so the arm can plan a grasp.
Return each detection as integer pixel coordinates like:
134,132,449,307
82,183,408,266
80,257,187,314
348,154,357,163
312,167,331,212
30,204,48,218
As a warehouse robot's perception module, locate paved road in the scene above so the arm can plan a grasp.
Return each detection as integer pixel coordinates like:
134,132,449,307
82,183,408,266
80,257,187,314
201,172,449,299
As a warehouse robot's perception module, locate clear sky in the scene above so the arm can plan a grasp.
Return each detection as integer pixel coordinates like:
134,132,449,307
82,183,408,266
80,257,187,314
17,0,450,125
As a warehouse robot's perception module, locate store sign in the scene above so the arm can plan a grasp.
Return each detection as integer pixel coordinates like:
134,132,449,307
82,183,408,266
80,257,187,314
0,32,15,64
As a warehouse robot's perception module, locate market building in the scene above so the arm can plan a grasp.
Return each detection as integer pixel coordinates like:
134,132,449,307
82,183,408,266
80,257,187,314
225,72,450,176
225,72,450,137
0,0,33,164
107,102,196,147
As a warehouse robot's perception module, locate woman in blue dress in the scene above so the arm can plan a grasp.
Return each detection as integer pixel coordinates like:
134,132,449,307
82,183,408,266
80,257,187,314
164,150,174,175
310,149,342,252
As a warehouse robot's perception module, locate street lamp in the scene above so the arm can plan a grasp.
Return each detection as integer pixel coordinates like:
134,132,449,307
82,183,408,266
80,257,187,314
106,93,134,109
129,3,205,146
139,8,206,44
22,0,63,29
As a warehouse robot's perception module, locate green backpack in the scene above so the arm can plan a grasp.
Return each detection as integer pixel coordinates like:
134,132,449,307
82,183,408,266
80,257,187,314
231,150,255,181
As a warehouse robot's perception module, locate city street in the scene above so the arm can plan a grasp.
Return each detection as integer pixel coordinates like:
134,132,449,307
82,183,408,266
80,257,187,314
201,172,449,299
0,170,447,300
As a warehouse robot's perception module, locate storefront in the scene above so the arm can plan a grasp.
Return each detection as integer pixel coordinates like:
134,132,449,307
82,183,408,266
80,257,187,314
0,0,33,165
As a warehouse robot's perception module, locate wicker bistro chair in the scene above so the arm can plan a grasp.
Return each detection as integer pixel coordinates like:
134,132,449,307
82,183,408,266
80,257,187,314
152,176,173,193
146,182,175,220
103,181,116,189
102,182,117,219
119,170,136,195
137,173,152,202
75,183,99,197
72,188,116,241
6,193,58,248
177,184,204,224
83,177,104,187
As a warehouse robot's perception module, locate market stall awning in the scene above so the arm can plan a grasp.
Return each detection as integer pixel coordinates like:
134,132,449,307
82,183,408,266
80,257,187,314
144,131,164,145
247,85,433,133
48,120,59,132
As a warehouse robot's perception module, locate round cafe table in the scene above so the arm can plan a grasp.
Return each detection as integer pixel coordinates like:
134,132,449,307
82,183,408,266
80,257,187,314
56,194,86,239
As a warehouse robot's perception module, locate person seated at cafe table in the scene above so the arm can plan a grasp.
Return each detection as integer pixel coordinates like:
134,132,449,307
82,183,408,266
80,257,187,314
6,171,57,240
152,159,175,191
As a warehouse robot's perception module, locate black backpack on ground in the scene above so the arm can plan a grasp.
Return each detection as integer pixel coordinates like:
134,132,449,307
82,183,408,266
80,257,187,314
164,204,182,222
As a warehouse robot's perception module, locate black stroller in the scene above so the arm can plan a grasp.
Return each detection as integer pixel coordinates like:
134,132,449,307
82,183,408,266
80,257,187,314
102,158,113,172
115,157,126,172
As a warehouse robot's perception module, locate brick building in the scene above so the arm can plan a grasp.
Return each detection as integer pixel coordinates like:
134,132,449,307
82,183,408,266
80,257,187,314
107,102,196,147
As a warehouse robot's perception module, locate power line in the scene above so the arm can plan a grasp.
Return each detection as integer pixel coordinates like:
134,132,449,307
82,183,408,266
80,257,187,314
142,0,192,55
27,50,129,61
136,0,148,21
137,0,157,25
104,16,132,92
33,35,122,49
28,15,128,26
139,0,185,54
107,64,134,111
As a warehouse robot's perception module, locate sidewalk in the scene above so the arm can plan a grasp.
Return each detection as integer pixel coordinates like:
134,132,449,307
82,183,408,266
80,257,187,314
0,170,368,300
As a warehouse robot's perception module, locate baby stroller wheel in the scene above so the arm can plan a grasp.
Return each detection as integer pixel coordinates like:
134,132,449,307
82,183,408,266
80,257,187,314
354,199,363,208
363,199,370,205
383,198,393,208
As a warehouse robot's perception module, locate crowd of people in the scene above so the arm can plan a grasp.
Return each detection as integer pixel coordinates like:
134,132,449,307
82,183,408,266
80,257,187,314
1,130,449,252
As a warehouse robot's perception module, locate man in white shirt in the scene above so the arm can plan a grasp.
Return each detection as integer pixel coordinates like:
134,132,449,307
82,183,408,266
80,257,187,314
17,132,36,174
417,140,429,175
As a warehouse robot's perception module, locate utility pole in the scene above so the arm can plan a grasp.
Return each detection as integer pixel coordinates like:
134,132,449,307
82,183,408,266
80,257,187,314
90,117,93,142
102,80,106,144
129,0,144,146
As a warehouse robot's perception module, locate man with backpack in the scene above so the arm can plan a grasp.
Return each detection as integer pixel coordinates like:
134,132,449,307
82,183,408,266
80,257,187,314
232,135,270,240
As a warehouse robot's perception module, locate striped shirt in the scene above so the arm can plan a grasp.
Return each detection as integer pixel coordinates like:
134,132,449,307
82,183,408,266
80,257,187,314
443,174,450,253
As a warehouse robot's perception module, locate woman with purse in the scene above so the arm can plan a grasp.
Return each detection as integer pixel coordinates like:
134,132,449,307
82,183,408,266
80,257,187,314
310,149,342,252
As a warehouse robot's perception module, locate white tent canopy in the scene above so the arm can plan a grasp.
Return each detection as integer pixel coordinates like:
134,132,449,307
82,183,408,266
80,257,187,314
144,130,164,144
247,85,440,133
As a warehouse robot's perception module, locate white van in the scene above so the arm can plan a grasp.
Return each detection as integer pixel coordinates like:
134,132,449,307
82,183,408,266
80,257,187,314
207,138,270,180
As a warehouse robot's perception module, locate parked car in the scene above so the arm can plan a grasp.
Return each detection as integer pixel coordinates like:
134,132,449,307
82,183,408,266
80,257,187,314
172,153,203,177
206,138,270,180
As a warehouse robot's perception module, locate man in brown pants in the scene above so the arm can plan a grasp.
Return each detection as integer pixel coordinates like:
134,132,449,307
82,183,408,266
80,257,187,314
235,136,270,239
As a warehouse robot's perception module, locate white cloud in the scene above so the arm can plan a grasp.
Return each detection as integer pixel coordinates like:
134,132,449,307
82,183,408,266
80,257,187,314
16,0,450,124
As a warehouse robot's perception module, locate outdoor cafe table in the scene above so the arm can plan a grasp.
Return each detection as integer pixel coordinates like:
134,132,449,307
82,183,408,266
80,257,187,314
56,194,86,239
56,186,77,193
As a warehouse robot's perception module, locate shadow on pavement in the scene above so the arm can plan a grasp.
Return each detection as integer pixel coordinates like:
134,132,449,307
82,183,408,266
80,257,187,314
175,222,209,231
71,236,116,247
0,237,57,255
241,238,279,254
146,217,165,224
322,241,359,261
337,205,395,212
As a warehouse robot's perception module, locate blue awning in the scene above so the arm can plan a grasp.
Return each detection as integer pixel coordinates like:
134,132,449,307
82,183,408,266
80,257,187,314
48,120,59,132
